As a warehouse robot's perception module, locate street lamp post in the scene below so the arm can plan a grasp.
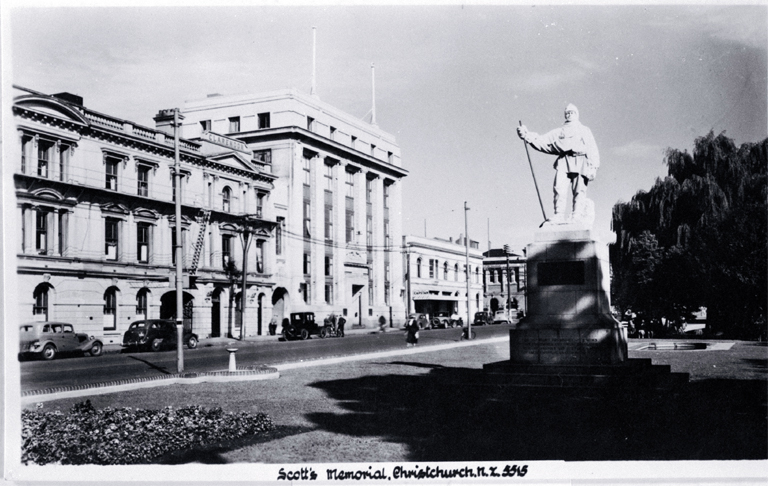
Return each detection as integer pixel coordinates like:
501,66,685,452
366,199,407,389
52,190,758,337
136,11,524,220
464,201,471,339
239,216,256,341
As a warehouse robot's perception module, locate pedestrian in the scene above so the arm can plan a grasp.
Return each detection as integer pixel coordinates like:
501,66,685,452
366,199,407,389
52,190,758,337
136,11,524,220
378,315,387,333
337,316,346,337
517,103,600,225
405,317,419,347
268,316,277,336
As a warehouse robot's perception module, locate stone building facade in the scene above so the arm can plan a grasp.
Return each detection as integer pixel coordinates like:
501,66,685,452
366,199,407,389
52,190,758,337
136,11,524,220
12,86,277,343
403,235,485,322
174,89,408,328
482,248,527,315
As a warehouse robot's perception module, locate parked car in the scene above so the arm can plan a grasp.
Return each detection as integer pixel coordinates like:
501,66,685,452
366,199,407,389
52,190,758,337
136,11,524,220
493,310,511,325
122,319,198,352
431,311,453,328
283,312,323,340
473,311,493,326
19,321,103,360
450,313,464,327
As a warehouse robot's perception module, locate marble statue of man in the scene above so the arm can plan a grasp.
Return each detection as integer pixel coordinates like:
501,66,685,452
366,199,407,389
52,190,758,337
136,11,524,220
517,104,600,225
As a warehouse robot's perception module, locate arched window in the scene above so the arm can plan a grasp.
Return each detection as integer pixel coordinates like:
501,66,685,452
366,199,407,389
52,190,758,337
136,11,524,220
33,283,51,320
416,258,422,278
454,263,459,281
136,288,149,320
222,187,232,213
443,262,449,280
104,287,118,330
475,267,480,283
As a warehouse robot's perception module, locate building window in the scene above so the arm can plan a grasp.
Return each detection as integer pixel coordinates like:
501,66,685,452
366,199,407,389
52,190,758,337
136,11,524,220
105,157,119,190
429,259,435,279
21,136,30,173
303,252,311,275
36,210,48,254
300,283,309,303
303,155,312,185
303,185,311,238
258,112,270,129
103,287,117,330
454,263,459,281
276,217,284,256
444,262,449,280
228,116,240,133
351,135,357,149
200,120,211,131
324,164,333,190
366,178,373,203
222,234,233,268
370,144,376,157
307,116,315,132
325,284,333,305
324,190,333,240
330,126,336,141
416,258,422,278
222,187,231,213
490,269,496,283
137,222,150,263
58,211,66,255
475,268,480,284
59,145,69,181
324,255,333,276
33,284,49,319
253,149,271,164
345,196,355,243
388,151,393,164
136,288,148,317
21,207,26,253
37,142,51,178
366,214,373,247
105,218,119,261
255,240,264,273
383,183,390,208
256,193,264,218
138,166,150,197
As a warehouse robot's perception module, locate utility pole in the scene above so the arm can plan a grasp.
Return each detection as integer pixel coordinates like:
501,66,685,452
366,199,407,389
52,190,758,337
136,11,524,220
464,201,472,339
239,216,256,340
173,108,184,373
504,244,511,313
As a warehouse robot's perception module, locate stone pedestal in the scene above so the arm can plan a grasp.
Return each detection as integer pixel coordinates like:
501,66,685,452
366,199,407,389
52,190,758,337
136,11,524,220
511,226,627,365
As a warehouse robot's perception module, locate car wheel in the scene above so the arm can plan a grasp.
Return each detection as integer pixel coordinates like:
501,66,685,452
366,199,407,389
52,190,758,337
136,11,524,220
320,327,329,339
150,338,163,352
89,342,103,357
300,329,310,340
187,336,198,349
42,344,56,360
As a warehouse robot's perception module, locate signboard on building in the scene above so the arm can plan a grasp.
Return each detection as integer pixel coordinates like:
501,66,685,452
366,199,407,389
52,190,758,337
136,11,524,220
200,130,249,153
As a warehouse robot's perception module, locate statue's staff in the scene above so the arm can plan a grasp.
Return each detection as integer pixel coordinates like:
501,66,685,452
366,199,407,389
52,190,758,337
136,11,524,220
519,120,548,224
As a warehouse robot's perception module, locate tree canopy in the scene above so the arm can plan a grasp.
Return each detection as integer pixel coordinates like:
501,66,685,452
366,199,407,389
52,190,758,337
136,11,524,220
611,131,767,339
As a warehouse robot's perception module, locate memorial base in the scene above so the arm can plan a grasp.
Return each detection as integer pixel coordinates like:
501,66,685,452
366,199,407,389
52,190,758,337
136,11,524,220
508,326,627,365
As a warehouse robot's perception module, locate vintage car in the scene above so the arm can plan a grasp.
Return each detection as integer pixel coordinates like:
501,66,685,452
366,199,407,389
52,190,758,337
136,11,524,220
406,313,431,330
431,311,453,329
19,321,103,360
493,310,511,325
122,319,199,352
473,311,493,326
283,312,323,340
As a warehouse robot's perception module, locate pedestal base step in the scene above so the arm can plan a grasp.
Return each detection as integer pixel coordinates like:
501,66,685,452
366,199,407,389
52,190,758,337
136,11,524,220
482,359,688,390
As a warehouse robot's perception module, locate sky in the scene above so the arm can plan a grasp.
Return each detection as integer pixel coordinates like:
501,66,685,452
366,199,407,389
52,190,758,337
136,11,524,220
5,2,767,253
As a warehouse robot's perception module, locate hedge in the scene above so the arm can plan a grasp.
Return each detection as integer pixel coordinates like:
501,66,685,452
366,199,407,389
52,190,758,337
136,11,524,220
22,400,274,465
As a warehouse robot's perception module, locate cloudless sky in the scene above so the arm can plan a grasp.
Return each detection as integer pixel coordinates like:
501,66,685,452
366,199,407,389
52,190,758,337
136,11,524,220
7,3,767,253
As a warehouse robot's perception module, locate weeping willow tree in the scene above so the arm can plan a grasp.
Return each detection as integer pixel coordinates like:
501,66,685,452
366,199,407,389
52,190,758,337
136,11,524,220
611,131,767,339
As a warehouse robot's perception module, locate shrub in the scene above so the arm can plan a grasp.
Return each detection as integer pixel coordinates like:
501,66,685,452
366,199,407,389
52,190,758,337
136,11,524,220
22,400,274,465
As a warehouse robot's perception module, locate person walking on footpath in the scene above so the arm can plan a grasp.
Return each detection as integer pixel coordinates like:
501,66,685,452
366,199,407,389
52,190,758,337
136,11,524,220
405,317,419,347
337,316,346,337
378,315,387,333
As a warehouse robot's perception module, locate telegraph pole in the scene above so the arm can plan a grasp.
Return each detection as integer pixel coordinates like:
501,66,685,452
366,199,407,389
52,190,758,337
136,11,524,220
464,201,472,339
239,216,255,340
173,108,184,373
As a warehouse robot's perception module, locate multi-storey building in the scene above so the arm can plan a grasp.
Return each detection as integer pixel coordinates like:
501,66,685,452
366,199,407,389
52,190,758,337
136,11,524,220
12,86,277,343
176,89,408,328
403,234,485,321
482,248,527,315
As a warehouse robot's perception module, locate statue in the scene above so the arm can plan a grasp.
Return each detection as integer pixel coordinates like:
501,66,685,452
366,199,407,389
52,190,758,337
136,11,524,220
517,104,599,226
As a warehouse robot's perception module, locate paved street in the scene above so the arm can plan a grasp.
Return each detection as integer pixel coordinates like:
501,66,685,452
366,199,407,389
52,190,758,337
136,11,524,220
19,324,512,393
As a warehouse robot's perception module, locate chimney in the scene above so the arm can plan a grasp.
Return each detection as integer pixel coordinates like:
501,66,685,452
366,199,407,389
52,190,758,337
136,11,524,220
153,108,184,135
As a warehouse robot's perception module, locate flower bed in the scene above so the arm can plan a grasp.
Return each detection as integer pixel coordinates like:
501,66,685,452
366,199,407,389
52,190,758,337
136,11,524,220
22,400,274,465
